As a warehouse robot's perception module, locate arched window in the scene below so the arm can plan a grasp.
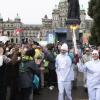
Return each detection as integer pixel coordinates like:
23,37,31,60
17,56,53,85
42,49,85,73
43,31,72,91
7,31,10,36
11,38,14,43
16,38,18,43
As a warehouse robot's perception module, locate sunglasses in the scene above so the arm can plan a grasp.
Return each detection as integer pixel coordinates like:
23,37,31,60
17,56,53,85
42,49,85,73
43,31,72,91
92,53,98,56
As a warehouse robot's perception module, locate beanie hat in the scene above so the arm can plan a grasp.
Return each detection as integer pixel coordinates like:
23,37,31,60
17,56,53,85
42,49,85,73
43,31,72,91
92,50,99,56
61,43,68,51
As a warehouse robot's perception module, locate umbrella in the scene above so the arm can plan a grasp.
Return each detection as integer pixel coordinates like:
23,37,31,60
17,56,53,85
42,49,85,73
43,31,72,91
0,36,10,44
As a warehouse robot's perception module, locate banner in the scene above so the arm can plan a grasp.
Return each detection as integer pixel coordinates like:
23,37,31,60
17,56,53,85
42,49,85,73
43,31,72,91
47,33,55,44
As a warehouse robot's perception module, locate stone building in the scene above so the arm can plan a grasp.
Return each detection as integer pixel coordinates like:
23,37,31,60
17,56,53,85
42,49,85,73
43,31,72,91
0,14,42,43
0,0,93,44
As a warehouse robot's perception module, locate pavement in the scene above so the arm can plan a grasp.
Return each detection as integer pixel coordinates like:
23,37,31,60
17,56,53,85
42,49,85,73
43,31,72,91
33,86,88,100
34,72,88,100
6,72,88,100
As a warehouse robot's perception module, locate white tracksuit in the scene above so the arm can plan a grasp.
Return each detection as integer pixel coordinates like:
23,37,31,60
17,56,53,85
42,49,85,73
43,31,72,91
55,53,74,100
77,59,100,100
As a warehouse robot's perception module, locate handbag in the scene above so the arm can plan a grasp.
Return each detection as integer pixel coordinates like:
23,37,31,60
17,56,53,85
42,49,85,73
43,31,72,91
32,74,40,89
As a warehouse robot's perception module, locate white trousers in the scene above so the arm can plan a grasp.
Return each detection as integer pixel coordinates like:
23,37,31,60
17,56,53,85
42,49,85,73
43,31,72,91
58,81,72,100
88,87,100,100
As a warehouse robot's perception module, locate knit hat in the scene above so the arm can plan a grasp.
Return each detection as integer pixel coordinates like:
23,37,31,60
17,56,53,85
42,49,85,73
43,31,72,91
92,50,99,56
61,43,68,51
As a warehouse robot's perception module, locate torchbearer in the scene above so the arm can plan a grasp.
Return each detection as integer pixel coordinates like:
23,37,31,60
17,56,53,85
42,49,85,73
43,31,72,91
55,43,74,100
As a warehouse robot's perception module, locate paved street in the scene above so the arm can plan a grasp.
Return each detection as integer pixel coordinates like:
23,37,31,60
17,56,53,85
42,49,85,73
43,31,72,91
34,72,88,100
33,86,88,100
6,72,88,100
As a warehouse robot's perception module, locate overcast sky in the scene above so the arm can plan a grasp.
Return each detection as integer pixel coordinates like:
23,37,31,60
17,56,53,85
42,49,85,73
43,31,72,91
0,0,90,24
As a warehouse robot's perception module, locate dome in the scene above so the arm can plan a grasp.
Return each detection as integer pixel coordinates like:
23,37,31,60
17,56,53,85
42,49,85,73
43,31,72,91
15,13,20,19
15,13,21,22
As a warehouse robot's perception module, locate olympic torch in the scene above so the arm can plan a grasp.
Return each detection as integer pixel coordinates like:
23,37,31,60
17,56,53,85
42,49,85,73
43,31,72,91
70,25,79,54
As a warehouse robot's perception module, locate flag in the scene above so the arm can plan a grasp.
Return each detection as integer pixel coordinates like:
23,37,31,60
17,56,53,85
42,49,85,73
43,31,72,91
15,28,23,35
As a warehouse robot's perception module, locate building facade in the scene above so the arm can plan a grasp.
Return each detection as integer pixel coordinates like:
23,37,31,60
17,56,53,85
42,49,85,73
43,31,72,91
0,0,93,44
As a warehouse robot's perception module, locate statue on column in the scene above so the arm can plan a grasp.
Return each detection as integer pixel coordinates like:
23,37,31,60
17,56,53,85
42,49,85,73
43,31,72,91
68,0,80,19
